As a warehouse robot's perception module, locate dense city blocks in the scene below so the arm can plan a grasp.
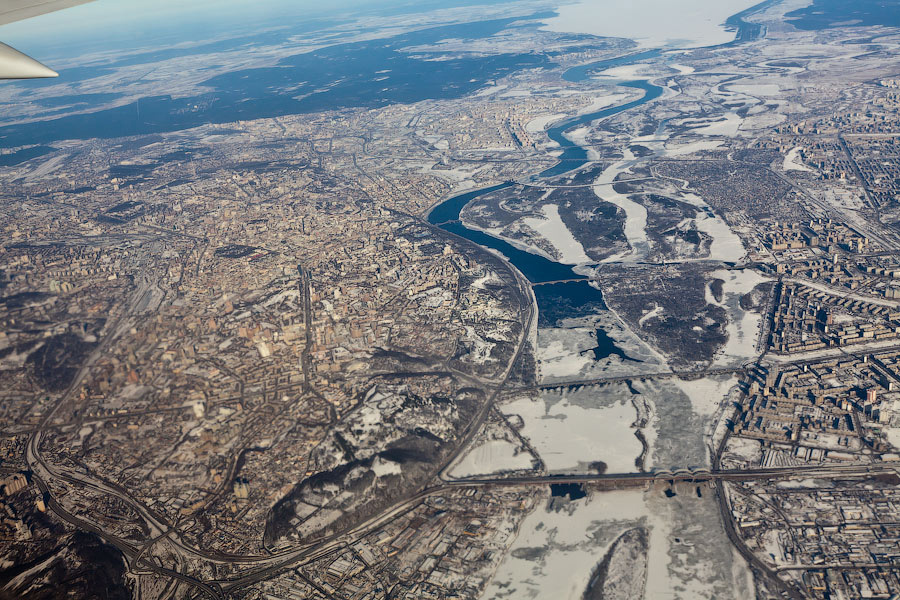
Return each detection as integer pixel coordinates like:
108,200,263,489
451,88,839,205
3,0,900,599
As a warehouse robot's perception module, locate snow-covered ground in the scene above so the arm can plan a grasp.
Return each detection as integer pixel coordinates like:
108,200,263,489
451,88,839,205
639,303,663,327
696,210,746,262
577,93,630,115
886,426,900,450
594,160,651,262
536,328,597,379
708,269,770,366
537,312,668,383
693,112,744,136
668,190,746,262
594,63,651,79
783,146,813,172
662,139,724,157
448,439,534,478
541,0,762,49
502,387,643,473
671,374,739,417
597,190,649,261
523,204,592,264
525,113,566,134
485,487,755,600
729,83,781,97
472,83,508,97
485,490,649,600
634,378,711,469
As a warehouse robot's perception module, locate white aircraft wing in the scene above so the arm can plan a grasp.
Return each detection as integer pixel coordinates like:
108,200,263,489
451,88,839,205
0,0,96,79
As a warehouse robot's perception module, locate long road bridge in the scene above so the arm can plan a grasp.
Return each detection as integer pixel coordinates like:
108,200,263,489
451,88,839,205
536,366,748,390
443,463,898,488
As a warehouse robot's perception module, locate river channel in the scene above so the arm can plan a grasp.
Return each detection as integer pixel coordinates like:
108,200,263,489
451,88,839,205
427,53,665,359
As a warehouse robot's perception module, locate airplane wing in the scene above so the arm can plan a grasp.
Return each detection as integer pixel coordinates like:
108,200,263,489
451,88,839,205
0,0,95,79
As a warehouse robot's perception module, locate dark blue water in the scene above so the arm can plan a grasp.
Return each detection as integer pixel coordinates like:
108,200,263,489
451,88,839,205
0,146,55,167
786,0,900,30
428,182,512,226
539,80,664,179
588,328,641,363
719,0,780,46
0,17,551,146
534,281,606,326
550,482,586,500
427,75,664,262
442,222,582,284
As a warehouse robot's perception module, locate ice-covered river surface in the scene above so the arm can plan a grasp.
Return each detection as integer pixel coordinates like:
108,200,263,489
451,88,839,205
484,485,756,600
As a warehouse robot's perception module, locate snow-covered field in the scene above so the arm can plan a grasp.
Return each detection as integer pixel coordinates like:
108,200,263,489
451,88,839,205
696,210,746,262
708,269,771,366
536,327,597,378
671,374,739,417
523,204,592,264
729,83,781,97
541,0,762,49
578,93,630,115
594,160,651,262
669,191,746,262
485,490,649,600
525,112,566,134
502,387,643,473
634,378,711,469
663,139,724,157
594,64,651,79
596,188,650,262
485,487,755,600
448,439,534,477
692,111,744,136
783,146,813,172
886,426,900,450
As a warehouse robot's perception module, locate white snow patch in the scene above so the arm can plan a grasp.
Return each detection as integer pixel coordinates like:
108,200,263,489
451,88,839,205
372,457,403,477
673,191,746,262
696,211,746,262
486,490,650,600
639,303,664,327
541,0,762,49
503,394,642,473
473,83,508,97
663,139,724,157
594,63,648,79
887,427,900,450
672,375,739,417
693,112,744,136
729,83,781,97
537,336,595,379
594,162,650,262
526,113,566,134
711,269,771,366
578,93,630,115
449,439,533,477
523,204,591,264
783,146,813,172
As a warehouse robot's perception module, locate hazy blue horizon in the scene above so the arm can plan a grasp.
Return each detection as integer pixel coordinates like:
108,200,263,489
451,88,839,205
0,0,523,63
